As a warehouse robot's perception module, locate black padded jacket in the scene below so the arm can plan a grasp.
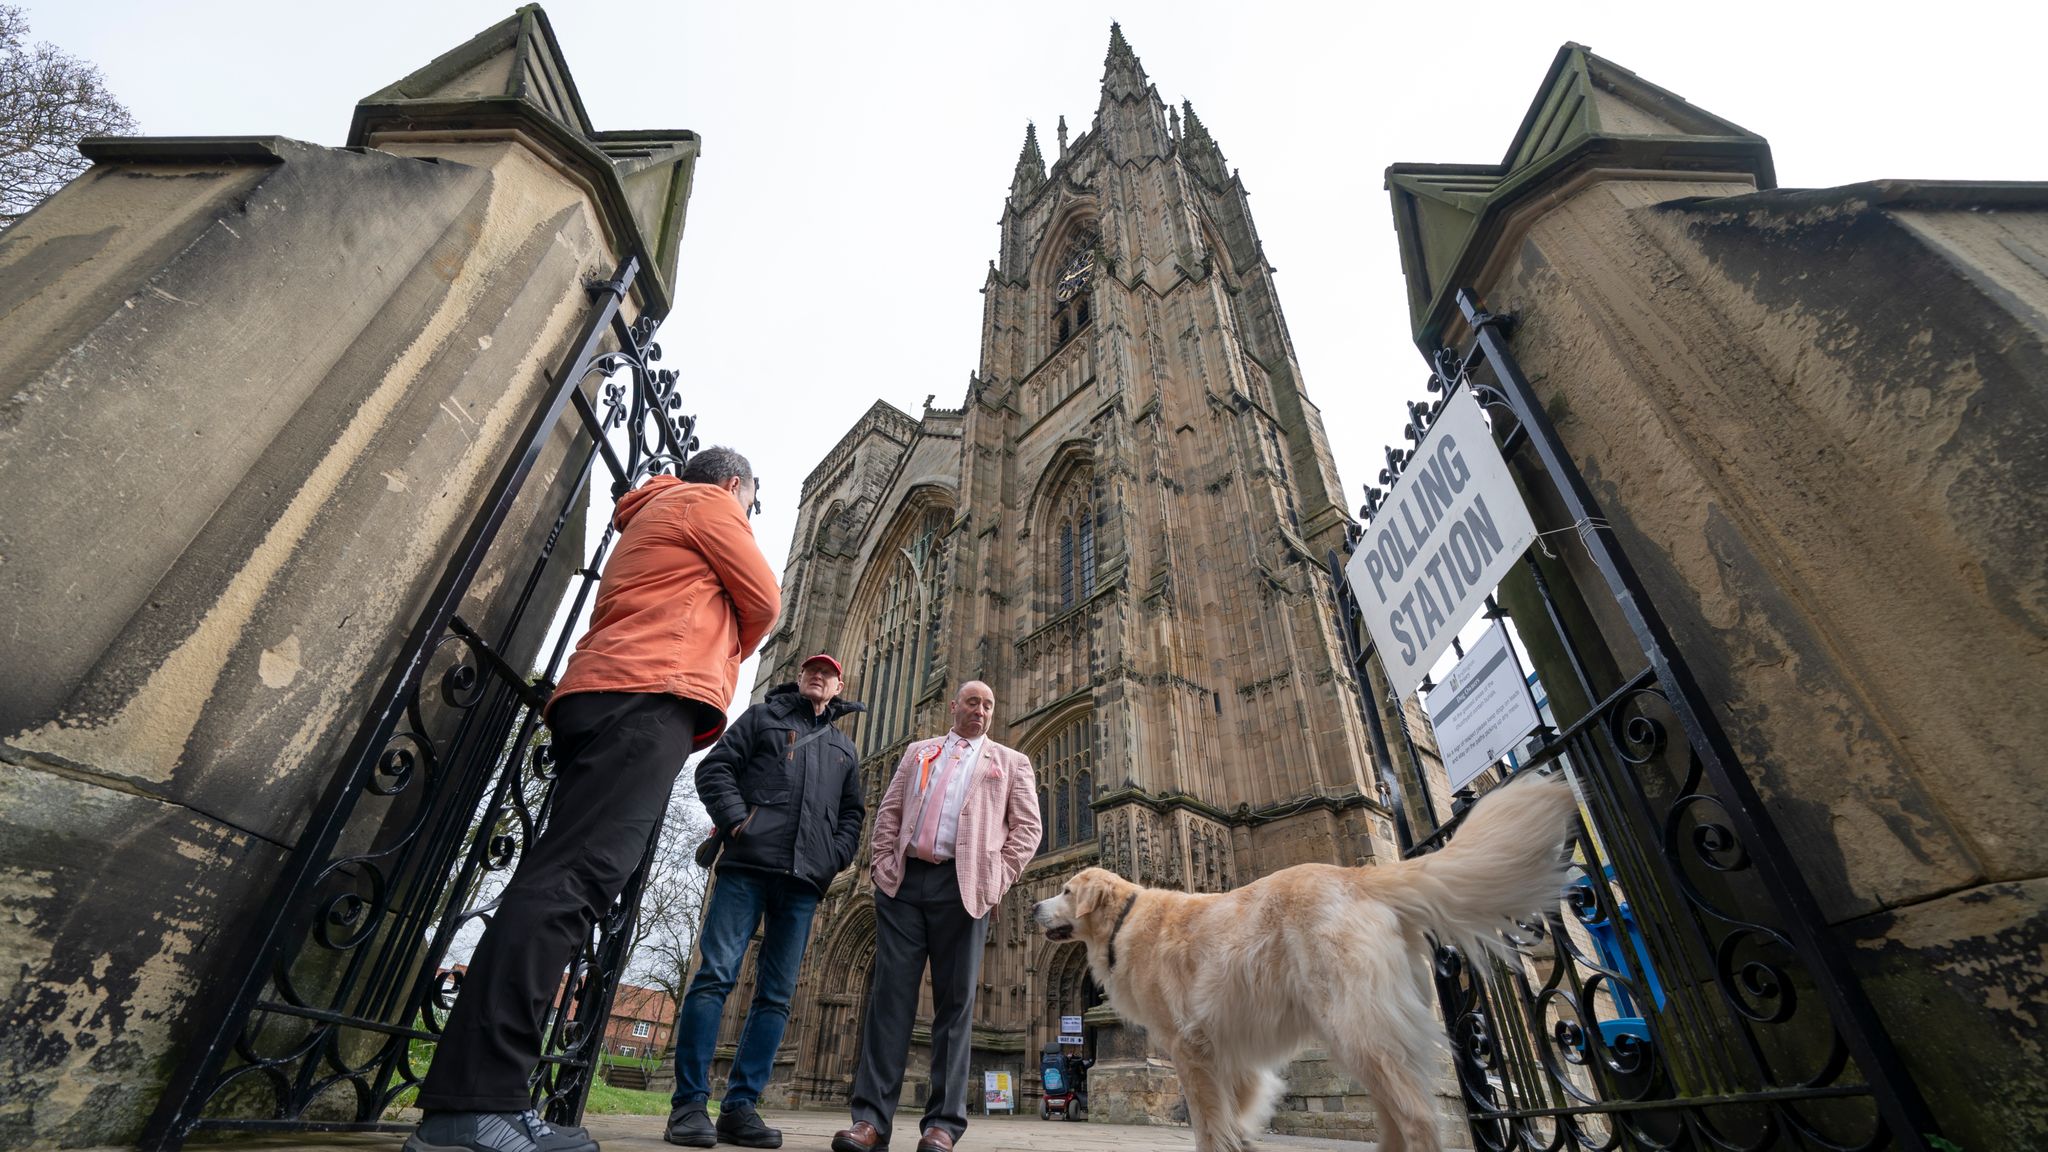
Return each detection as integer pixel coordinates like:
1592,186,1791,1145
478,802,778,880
694,684,866,893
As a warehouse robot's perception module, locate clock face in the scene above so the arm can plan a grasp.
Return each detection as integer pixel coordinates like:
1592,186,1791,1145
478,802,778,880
1055,246,1096,302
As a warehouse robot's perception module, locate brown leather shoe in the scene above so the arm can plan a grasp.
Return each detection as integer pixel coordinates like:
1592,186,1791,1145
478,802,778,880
915,1129,954,1152
831,1121,887,1152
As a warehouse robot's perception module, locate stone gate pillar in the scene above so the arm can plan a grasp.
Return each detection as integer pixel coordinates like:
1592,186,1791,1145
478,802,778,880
0,8,697,1148
1387,42,2047,1152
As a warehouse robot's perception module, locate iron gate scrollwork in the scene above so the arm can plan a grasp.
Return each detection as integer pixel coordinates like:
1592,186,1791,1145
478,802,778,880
145,255,700,1148
1325,289,1941,1151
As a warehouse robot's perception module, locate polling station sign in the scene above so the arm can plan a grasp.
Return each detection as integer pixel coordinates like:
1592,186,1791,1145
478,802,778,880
1424,622,1542,792
1345,388,1537,700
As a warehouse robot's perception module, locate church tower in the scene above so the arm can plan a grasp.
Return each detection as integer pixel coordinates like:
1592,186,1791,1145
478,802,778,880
734,25,1405,1130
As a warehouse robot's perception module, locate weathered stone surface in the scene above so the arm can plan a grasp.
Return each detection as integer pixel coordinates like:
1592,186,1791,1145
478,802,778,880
1436,169,2046,1151
0,763,284,1148
1,137,610,843
1272,1049,1469,1150
1845,878,2048,1152
1477,177,2045,919
0,15,692,1147
1384,38,2047,1152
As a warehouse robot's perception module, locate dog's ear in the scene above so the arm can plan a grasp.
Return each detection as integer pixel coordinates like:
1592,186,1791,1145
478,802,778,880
1069,869,1112,920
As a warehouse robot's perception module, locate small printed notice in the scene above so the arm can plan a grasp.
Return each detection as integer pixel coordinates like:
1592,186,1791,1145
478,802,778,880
1424,623,1541,792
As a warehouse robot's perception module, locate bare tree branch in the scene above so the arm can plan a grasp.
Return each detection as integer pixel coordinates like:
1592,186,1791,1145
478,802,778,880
626,789,713,1047
0,5,137,229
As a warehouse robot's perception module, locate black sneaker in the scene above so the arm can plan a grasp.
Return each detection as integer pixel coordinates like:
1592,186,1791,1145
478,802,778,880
404,1109,598,1152
715,1101,783,1149
666,1102,716,1148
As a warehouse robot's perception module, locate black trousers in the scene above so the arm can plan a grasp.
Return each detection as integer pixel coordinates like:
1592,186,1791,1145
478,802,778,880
416,691,691,1113
848,859,990,1142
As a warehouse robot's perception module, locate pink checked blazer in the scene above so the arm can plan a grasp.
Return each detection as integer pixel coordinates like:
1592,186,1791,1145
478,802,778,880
869,735,1042,919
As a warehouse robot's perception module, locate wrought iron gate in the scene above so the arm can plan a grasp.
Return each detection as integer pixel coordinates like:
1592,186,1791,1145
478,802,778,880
144,256,699,1149
1326,290,1942,1151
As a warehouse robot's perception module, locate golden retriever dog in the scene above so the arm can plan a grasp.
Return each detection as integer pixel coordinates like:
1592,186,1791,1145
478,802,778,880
1032,770,1577,1152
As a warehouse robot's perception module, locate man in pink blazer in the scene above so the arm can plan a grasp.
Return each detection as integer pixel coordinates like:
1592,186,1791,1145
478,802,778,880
832,681,1041,1152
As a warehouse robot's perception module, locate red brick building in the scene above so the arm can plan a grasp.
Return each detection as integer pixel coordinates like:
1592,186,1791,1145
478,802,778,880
601,983,675,1061
434,966,674,1061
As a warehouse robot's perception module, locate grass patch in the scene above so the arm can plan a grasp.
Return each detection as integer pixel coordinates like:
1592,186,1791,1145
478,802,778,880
584,1079,676,1116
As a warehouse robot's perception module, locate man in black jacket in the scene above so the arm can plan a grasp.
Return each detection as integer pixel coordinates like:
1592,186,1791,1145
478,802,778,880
665,654,865,1150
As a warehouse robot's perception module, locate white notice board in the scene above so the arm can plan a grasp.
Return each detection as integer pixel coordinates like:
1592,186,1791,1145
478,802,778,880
1424,623,1541,792
983,1070,1014,1112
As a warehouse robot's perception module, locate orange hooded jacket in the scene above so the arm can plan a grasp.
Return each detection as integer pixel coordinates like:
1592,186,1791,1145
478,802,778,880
549,476,781,749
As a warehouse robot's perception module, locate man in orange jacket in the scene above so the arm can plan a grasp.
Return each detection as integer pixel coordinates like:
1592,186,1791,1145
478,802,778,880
409,447,781,1152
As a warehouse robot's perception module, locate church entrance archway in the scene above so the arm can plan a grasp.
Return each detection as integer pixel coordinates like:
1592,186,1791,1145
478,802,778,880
1041,942,1102,1066
804,905,876,1104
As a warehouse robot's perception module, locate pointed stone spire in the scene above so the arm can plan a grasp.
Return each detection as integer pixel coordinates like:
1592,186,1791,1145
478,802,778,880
1179,99,1229,188
1181,101,1218,151
1057,115,1069,158
1102,22,1150,101
1095,23,1172,161
1011,121,1047,200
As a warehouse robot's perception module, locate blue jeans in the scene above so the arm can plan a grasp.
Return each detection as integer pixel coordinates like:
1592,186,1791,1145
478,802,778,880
671,869,820,1108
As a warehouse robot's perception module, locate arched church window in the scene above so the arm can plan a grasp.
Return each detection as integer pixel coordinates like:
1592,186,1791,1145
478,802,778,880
1078,512,1096,599
1051,468,1098,612
847,504,953,758
1050,233,1098,350
1031,711,1095,852
1059,523,1074,609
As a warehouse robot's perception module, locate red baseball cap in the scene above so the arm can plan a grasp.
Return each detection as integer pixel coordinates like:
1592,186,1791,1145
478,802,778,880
800,653,843,676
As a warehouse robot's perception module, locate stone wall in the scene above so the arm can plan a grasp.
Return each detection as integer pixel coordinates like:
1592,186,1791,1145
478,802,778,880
0,134,630,1148
1465,176,2048,1152
1271,1049,1470,1150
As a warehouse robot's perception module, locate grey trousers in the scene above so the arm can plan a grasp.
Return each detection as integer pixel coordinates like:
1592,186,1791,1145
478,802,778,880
849,859,989,1142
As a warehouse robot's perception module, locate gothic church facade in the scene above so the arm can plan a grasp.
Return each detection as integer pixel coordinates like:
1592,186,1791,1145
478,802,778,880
716,27,1412,1131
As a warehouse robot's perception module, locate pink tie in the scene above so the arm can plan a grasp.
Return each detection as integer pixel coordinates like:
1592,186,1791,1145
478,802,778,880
913,737,968,861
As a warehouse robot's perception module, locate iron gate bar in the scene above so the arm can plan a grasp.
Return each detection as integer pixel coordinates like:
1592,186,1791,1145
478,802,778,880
1516,548,1764,1106
384,294,693,1124
143,257,658,1150
571,387,630,492
1466,1082,1881,1118
1453,289,1937,1148
446,616,551,714
1326,291,1949,1150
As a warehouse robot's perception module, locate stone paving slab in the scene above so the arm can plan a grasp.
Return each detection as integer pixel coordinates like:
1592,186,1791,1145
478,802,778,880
119,1110,1380,1152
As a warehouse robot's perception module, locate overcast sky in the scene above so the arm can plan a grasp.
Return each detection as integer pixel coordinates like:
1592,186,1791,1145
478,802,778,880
27,0,2048,708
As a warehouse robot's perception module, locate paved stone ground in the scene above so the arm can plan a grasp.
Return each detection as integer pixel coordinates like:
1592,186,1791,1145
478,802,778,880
140,1109,1383,1152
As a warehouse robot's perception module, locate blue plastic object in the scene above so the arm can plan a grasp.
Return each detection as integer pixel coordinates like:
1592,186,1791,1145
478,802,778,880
1570,870,1666,1050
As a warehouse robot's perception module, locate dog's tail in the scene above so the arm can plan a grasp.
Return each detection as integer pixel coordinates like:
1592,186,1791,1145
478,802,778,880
1382,770,1579,961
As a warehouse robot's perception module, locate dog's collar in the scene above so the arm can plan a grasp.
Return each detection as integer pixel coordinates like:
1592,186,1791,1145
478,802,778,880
1105,892,1139,973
